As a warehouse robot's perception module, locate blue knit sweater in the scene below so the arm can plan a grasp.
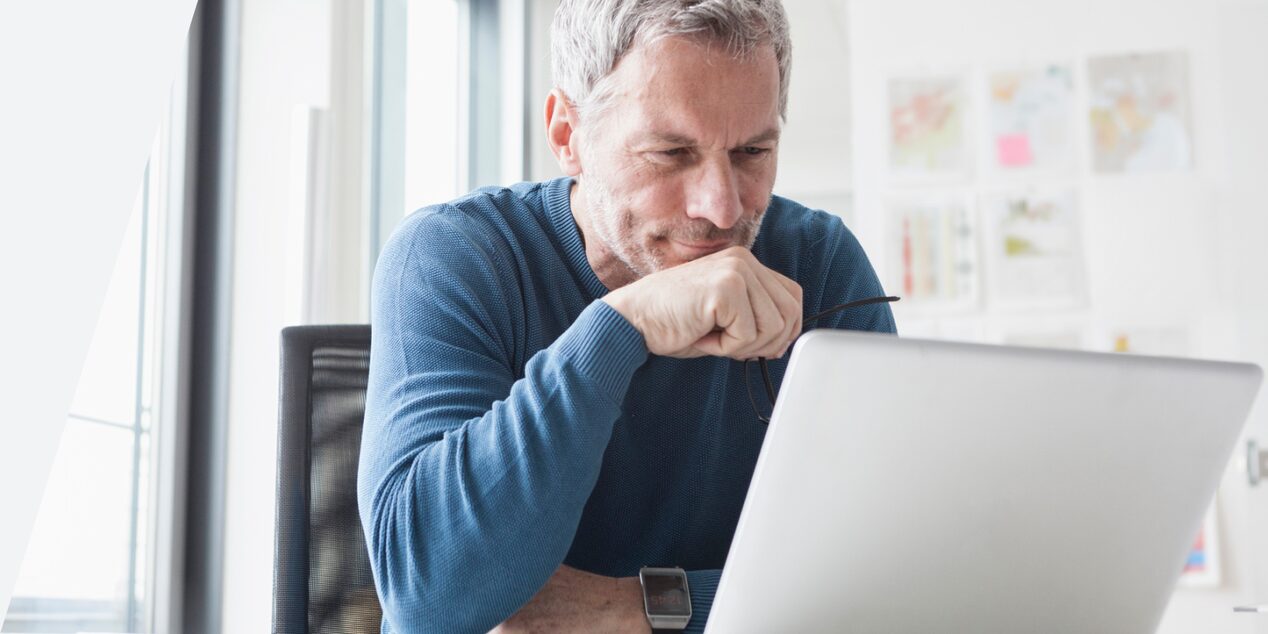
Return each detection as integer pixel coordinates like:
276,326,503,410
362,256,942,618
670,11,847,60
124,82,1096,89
357,176,896,633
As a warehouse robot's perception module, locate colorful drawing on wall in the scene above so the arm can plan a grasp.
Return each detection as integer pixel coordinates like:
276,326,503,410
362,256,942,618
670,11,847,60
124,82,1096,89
1178,502,1221,587
889,76,970,180
886,194,978,309
987,65,1075,172
1088,51,1193,173
981,188,1085,308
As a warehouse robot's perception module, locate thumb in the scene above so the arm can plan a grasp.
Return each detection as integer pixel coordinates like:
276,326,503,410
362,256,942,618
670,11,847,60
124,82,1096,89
689,331,726,357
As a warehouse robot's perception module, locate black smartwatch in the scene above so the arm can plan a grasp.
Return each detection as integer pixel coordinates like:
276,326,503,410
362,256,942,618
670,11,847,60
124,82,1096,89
639,566,692,630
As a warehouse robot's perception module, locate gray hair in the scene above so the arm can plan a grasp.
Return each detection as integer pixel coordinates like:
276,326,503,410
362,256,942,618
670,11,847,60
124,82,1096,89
551,0,792,122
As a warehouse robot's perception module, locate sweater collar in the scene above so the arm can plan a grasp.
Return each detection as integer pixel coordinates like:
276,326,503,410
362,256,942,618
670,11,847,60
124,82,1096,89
542,176,611,300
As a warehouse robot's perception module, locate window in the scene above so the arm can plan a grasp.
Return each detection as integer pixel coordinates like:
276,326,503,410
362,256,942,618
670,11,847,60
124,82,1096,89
368,0,463,271
403,0,461,218
4,70,186,634
369,0,524,273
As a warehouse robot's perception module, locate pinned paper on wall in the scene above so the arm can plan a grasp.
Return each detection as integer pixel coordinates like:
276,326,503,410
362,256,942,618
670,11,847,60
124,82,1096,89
888,76,970,180
987,66,1075,172
981,188,1085,308
1088,51,1193,173
1178,502,1221,587
885,194,978,309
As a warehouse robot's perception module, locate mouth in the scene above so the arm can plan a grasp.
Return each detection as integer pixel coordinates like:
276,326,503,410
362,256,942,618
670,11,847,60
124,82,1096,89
669,239,732,259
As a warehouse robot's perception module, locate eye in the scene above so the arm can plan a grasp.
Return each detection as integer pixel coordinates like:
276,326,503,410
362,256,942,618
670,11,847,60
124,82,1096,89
647,147,691,165
736,146,771,157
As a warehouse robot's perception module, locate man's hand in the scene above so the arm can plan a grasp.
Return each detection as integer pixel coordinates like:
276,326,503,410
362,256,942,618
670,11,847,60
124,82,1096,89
603,246,803,359
490,565,651,634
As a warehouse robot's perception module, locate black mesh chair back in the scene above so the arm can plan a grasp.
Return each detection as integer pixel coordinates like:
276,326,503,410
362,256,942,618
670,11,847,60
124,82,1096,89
274,325,382,633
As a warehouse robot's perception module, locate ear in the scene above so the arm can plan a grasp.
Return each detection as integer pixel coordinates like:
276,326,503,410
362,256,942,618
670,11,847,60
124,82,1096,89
544,88,583,177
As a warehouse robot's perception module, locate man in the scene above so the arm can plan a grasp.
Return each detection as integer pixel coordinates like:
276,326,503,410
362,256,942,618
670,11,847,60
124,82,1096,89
357,0,895,632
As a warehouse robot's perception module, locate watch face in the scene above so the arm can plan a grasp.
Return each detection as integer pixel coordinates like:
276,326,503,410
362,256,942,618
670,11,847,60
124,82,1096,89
644,573,691,617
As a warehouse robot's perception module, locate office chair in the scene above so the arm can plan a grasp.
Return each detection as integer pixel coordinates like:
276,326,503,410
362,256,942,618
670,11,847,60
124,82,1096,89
274,325,382,633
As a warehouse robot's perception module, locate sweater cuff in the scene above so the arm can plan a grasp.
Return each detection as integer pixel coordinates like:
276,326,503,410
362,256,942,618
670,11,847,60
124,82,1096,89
684,569,721,633
551,300,649,402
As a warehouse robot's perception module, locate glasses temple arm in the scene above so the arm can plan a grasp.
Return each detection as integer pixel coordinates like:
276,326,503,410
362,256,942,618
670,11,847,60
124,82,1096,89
805,295,900,328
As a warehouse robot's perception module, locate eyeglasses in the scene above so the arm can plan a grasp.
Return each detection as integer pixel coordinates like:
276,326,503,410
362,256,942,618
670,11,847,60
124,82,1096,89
743,295,900,423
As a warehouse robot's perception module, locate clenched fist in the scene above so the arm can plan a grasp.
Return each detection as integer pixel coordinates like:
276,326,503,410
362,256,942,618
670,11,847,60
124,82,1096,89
602,246,802,360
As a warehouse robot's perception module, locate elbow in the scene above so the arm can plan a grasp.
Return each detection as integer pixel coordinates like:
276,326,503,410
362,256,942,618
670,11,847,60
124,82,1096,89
360,471,525,633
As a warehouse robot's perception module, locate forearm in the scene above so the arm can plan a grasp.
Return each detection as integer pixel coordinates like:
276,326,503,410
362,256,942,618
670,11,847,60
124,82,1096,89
494,566,650,634
496,566,723,634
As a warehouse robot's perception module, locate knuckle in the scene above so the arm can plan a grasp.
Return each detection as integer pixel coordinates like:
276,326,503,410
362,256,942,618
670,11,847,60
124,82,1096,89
720,247,752,268
715,268,745,292
703,294,724,319
770,314,786,333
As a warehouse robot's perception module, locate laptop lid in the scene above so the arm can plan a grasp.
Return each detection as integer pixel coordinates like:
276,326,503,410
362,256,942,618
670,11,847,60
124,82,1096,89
707,331,1262,633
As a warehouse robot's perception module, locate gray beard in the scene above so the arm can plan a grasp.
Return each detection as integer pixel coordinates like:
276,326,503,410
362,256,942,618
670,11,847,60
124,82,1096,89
586,177,659,277
584,176,765,279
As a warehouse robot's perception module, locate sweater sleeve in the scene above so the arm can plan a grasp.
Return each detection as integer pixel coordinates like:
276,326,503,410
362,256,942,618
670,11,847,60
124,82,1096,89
356,209,649,633
684,569,722,633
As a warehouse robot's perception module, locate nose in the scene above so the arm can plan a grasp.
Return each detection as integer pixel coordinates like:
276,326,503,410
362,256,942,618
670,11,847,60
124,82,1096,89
684,156,744,229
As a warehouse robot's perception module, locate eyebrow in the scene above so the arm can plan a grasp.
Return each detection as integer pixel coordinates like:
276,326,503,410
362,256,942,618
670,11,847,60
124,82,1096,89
741,127,781,146
637,126,781,148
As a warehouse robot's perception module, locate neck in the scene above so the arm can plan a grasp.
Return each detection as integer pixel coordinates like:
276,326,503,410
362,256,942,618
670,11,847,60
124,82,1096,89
569,179,641,291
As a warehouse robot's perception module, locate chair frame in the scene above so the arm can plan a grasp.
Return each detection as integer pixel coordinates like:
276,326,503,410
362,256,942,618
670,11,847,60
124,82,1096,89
273,324,372,633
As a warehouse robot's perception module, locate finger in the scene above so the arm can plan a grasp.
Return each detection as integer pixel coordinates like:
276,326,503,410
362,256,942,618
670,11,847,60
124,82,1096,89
734,250,802,351
703,248,799,358
748,265,802,358
721,249,792,355
731,263,785,358
773,270,804,312
706,267,757,358
772,271,803,353
688,330,727,358
740,268,791,358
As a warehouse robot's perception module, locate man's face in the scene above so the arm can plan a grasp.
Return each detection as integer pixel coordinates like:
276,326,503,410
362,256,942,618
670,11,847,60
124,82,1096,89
574,36,782,278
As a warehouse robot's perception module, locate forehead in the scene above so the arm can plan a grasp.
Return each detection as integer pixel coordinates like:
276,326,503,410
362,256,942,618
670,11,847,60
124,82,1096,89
601,35,782,145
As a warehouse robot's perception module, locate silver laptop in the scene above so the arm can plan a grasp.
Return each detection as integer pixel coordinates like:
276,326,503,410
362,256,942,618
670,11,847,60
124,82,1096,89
707,331,1262,633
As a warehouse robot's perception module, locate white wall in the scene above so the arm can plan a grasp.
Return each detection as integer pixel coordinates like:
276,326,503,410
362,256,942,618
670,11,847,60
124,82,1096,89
527,0,559,182
774,0,853,219
848,0,1268,631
